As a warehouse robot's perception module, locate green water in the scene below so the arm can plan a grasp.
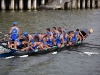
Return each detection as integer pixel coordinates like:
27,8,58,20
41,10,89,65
0,9,100,75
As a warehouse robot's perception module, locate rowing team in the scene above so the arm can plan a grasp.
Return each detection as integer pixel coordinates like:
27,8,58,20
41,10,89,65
8,22,86,51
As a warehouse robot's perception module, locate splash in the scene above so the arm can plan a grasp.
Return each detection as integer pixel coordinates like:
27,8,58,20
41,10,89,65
80,51,100,56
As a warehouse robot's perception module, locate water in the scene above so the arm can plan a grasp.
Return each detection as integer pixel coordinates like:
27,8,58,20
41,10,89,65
0,9,100,75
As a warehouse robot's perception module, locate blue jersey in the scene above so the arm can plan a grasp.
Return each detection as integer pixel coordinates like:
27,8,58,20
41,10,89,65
42,39,47,45
56,34,61,40
32,44,37,50
53,32,57,36
30,39,34,44
71,35,77,43
63,36,68,43
15,39,22,46
55,34,61,45
10,27,18,41
47,38,53,46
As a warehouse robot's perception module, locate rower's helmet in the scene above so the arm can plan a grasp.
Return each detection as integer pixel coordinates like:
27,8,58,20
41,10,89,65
24,32,28,37
34,33,38,37
13,22,17,26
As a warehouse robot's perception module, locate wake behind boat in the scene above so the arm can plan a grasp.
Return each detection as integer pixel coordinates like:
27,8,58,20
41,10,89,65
0,28,93,58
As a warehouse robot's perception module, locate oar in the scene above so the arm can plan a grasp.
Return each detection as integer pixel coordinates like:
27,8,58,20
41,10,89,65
4,55,29,59
19,55,28,58
4,56,15,59
52,52,57,54
51,46,64,55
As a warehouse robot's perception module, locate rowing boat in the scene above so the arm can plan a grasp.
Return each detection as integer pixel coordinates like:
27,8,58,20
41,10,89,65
0,29,90,58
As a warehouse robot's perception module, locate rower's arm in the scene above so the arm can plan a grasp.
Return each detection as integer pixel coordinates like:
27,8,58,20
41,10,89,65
69,36,72,43
77,35,81,41
18,28,20,37
79,31,84,38
51,33,53,38
30,45,34,50
52,37,55,46
28,35,31,43
61,35,64,45
66,34,69,43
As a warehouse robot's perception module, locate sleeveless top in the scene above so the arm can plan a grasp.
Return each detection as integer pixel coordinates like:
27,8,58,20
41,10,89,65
54,34,62,45
56,34,61,40
63,36,68,42
71,34,77,42
47,38,53,46
42,39,47,45
10,27,18,41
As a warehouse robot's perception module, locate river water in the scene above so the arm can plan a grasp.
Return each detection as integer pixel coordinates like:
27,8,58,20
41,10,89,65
0,9,100,75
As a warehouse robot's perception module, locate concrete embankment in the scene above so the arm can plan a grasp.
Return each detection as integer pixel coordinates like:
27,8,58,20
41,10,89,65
0,0,100,10
41,0,100,10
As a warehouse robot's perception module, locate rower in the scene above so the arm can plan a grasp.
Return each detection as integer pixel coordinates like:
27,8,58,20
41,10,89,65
54,33,64,48
52,27,64,47
33,33,39,42
22,32,34,48
52,27,59,35
46,32,53,47
74,31,81,42
33,42,44,50
42,37,47,47
22,41,43,51
63,32,69,45
33,33,46,43
58,27,67,34
69,31,79,45
57,27,64,34
8,22,20,50
76,29,84,40
46,28,53,38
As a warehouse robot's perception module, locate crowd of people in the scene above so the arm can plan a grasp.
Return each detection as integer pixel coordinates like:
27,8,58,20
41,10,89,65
8,22,85,51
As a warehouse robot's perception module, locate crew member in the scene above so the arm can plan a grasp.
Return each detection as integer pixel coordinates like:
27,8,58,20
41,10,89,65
8,22,20,50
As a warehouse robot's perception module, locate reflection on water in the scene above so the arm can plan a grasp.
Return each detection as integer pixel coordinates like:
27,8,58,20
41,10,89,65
0,9,100,75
